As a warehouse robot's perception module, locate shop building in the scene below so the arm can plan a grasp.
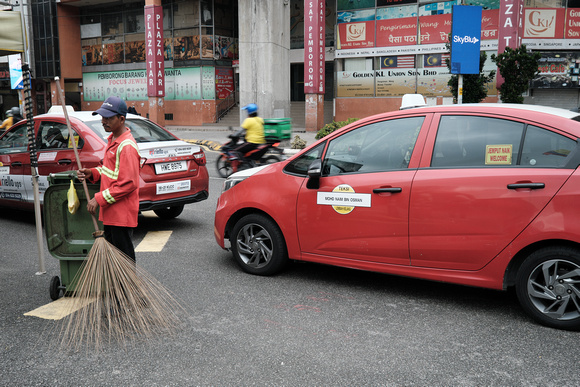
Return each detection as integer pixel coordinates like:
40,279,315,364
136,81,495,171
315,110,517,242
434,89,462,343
5,0,580,128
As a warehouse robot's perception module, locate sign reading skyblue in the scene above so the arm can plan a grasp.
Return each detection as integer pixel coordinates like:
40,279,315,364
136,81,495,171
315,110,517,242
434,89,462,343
450,5,482,75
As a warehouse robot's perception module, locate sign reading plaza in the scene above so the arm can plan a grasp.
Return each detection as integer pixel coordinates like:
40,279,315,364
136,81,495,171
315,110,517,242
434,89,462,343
450,5,483,74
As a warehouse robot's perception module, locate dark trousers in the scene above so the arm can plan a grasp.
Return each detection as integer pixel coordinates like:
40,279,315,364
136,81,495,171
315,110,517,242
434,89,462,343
234,142,259,159
104,225,136,262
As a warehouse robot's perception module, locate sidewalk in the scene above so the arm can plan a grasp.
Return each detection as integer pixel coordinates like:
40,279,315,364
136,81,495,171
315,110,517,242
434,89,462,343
167,125,319,153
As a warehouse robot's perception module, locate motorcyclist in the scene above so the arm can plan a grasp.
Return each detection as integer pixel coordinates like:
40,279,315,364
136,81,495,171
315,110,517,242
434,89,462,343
0,110,13,132
232,103,265,161
11,107,23,124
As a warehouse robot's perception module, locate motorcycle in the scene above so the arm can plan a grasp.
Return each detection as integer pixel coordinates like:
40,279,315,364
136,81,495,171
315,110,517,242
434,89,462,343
216,129,285,178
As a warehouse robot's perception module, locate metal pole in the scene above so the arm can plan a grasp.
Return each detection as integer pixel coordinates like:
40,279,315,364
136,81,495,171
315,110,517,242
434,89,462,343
22,63,46,275
458,74,463,104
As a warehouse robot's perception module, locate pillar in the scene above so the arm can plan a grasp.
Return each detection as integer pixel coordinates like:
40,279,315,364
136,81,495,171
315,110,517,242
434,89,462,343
238,0,290,123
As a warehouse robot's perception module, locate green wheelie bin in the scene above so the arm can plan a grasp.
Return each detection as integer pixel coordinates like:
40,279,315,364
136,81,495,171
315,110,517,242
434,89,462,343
44,171,102,300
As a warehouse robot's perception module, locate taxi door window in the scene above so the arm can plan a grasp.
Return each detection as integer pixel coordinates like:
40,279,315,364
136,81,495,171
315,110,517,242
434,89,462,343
284,142,325,176
37,122,83,150
520,125,577,167
0,125,28,154
432,115,524,167
323,116,424,176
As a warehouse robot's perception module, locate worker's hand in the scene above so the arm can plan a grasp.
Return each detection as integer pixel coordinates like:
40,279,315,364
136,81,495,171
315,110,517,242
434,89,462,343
77,168,92,182
86,197,98,215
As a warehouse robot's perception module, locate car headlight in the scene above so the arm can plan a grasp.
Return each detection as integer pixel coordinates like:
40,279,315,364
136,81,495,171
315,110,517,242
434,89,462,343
221,165,270,193
222,176,247,193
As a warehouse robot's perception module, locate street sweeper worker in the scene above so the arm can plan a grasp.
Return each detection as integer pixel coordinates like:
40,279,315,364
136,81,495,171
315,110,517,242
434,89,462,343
77,96,140,262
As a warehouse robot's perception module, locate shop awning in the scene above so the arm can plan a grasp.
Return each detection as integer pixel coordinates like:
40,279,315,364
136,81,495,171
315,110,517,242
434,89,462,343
0,11,24,56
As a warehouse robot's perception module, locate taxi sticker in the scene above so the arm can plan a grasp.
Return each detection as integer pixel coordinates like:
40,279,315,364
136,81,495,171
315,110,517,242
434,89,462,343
0,166,8,174
38,152,58,162
317,184,371,215
485,144,512,165
68,135,80,149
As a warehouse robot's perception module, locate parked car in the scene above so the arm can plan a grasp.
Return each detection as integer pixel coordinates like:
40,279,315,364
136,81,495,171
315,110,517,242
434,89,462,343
0,108,208,219
215,103,580,330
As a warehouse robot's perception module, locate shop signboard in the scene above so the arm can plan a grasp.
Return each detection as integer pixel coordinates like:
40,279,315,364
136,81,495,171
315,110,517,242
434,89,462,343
531,52,580,88
376,17,417,47
450,5,482,74
524,8,565,39
215,68,234,99
82,68,203,102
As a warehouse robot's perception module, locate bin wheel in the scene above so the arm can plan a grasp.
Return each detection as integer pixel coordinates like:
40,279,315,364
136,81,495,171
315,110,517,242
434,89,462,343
49,276,62,300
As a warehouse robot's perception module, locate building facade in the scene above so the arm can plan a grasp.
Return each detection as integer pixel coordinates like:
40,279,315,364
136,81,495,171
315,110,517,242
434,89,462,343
3,0,580,128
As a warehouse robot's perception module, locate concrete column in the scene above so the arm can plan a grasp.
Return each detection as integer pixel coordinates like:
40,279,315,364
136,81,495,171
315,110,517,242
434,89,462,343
238,0,290,123
305,93,324,132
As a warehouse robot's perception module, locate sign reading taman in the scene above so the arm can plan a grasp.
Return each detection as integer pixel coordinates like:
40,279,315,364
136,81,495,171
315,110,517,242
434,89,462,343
145,5,165,97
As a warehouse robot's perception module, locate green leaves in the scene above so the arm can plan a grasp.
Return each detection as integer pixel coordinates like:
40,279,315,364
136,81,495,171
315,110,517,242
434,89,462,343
491,45,541,103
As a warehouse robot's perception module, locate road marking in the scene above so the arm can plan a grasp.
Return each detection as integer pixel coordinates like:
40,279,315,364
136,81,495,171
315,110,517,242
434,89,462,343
135,230,173,252
24,297,95,320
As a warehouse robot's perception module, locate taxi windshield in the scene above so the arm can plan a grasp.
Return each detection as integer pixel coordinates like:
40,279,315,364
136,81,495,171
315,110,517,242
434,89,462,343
84,118,176,143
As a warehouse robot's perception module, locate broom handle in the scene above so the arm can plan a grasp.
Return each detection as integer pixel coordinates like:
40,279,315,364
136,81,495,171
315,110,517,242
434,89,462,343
54,77,100,232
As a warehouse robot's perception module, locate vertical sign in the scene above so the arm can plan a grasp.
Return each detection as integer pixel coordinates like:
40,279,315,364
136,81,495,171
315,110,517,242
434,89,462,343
145,5,165,97
8,54,23,90
304,0,325,94
450,6,482,74
497,0,524,87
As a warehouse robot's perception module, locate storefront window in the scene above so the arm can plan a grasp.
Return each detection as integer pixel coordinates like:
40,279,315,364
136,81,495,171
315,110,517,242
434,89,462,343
102,13,123,36
174,0,200,28
125,34,145,63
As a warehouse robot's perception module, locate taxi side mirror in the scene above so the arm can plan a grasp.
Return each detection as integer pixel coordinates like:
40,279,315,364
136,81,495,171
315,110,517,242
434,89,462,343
306,159,321,189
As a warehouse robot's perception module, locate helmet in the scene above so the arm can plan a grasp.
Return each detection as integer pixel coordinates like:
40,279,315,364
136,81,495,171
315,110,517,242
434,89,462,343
242,103,258,114
11,107,20,116
5,110,12,117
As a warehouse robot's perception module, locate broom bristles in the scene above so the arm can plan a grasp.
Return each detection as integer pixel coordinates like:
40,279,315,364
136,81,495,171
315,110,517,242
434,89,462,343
57,235,186,351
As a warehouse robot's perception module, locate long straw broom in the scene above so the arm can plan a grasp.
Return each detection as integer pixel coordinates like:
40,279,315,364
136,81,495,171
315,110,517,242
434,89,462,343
54,79,186,351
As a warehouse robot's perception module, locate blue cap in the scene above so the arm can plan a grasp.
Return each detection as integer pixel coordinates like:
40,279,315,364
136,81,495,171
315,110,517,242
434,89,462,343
242,103,258,114
93,96,128,118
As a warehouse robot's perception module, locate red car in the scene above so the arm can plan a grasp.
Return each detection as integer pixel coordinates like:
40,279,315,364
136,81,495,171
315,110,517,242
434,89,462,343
215,103,580,330
0,109,208,219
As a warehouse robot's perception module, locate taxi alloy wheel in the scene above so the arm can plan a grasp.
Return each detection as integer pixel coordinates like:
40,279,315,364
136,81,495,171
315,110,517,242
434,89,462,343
231,214,288,276
516,247,580,331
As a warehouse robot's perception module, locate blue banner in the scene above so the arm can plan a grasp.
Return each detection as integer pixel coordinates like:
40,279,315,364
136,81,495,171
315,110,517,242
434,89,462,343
450,6,482,75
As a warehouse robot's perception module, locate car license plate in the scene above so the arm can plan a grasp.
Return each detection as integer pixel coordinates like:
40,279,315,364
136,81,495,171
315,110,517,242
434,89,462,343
155,161,187,174
156,180,191,195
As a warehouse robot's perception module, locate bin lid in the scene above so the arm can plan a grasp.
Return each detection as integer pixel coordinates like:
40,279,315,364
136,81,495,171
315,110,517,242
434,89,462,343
43,178,102,260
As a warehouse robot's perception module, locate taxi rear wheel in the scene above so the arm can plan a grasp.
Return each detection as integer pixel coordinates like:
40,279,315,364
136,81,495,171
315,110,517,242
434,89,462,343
153,205,184,219
516,247,580,331
231,214,288,275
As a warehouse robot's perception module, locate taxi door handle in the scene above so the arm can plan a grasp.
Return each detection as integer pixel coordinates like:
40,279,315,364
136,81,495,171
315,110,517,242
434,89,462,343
507,183,545,190
11,161,22,167
58,159,72,165
373,187,402,194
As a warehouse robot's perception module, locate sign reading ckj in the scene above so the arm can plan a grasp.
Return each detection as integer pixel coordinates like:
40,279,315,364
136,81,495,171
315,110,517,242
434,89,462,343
450,6,483,74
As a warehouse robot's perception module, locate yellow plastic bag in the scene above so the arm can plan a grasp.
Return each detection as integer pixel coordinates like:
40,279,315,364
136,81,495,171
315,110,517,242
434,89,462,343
67,180,80,214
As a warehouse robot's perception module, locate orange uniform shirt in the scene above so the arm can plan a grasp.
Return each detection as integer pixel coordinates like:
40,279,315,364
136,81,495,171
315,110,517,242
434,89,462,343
89,129,140,227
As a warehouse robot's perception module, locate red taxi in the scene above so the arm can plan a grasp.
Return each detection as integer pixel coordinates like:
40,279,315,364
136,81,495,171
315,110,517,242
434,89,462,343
215,103,580,330
0,109,208,219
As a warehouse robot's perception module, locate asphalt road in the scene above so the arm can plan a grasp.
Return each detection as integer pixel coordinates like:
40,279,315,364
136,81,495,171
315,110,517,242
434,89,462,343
1,146,579,386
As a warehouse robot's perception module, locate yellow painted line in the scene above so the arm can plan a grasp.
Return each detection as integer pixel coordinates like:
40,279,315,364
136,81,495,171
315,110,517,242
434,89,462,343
24,297,96,320
135,230,172,252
